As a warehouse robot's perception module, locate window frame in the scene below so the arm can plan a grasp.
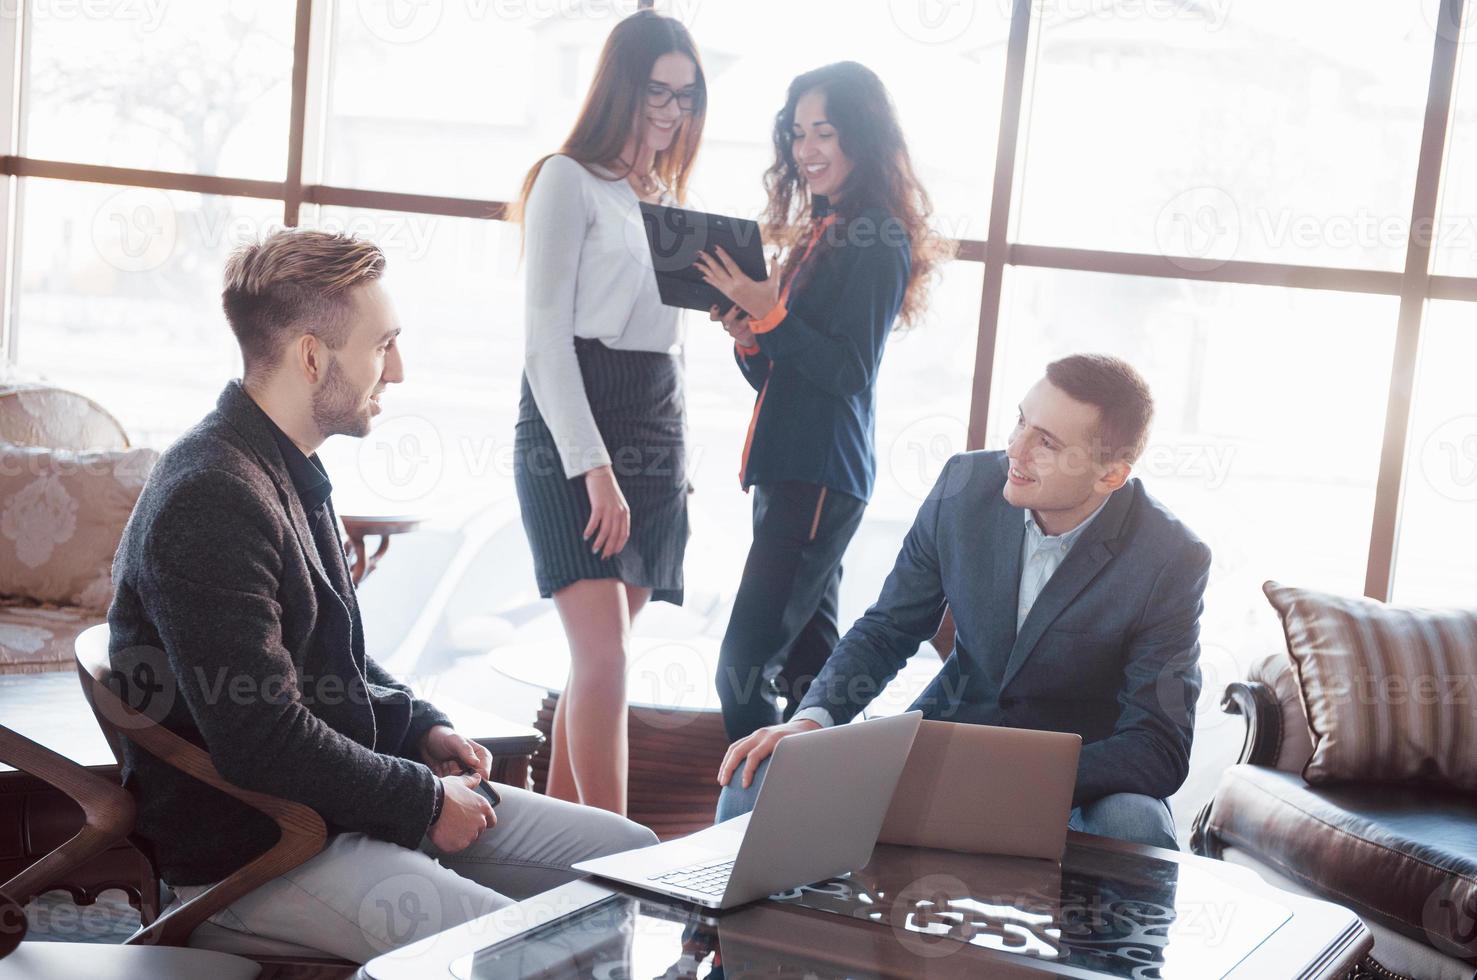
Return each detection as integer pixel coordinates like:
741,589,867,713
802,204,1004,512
1,0,1469,601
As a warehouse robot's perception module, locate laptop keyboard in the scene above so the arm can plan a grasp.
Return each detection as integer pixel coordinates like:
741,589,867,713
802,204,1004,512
648,857,735,896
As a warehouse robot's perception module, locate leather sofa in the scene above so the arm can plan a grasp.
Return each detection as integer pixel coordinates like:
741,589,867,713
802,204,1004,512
1192,653,1477,980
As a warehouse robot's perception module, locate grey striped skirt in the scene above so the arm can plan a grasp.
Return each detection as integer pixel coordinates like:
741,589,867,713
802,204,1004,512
514,338,688,605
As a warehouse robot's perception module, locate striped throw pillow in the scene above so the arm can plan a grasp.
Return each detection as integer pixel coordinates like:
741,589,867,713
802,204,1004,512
1263,581,1477,790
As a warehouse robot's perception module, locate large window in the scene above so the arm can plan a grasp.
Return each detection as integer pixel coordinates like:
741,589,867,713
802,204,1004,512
1393,302,1477,606
25,1,295,178
681,0,1010,237
993,270,1397,603
6,1,1476,768
323,2,630,200
1016,0,1433,270
14,180,276,443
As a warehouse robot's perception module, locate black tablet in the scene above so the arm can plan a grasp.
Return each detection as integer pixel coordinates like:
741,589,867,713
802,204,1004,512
640,202,768,313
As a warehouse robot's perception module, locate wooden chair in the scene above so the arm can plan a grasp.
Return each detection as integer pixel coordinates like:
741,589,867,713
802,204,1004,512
74,625,357,978
0,722,134,909
0,727,262,978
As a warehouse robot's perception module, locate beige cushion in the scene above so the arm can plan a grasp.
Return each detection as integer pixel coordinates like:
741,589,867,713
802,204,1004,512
0,384,129,452
1263,580,1477,789
0,444,156,612
0,597,100,673
0,942,259,980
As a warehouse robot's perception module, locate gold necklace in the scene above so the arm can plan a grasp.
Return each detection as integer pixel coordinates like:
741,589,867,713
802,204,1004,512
619,158,658,197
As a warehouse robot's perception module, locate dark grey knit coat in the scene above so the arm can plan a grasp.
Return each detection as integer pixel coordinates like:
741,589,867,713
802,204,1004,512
108,381,449,885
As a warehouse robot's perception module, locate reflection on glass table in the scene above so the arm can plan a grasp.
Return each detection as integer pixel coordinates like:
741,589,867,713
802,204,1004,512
452,895,721,980
404,837,1368,980
763,843,1290,978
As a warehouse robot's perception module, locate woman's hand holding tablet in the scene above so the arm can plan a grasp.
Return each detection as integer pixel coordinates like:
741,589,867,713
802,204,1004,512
695,249,781,322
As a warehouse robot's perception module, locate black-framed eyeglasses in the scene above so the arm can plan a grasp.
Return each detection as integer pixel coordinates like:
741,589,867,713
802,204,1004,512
646,82,701,113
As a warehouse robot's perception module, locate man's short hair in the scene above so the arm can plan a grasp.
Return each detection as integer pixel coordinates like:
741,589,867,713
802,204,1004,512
1045,354,1154,464
222,229,385,378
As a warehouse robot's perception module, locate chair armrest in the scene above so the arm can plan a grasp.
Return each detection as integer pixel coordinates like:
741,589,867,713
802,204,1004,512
1222,680,1283,767
78,677,327,948
0,725,135,906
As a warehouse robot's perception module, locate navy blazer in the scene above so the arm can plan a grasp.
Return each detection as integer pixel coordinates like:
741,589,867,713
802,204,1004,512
796,450,1212,806
733,205,910,501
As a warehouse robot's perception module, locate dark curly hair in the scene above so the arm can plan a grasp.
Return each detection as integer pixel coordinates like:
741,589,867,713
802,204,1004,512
762,61,948,328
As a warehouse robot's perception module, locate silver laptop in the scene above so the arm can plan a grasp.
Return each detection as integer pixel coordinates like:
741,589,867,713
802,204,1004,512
574,711,923,910
878,720,1082,860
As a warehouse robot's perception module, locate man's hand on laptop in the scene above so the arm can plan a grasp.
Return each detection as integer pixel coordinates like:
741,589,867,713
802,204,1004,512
420,724,492,780
430,773,497,853
717,719,821,790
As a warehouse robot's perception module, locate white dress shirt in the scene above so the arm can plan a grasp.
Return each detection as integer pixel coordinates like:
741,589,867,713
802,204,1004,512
1017,497,1109,631
522,154,682,478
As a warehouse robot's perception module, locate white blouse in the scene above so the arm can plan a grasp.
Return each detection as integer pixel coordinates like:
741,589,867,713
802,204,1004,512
521,153,682,478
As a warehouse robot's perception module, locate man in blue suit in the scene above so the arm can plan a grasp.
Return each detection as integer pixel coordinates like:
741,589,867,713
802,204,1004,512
714,354,1210,849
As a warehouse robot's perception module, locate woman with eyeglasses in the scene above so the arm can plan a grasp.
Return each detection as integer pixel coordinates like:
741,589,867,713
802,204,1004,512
695,61,943,743
512,10,705,815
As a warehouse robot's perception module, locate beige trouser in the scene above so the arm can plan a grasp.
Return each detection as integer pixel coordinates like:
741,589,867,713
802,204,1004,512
171,782,658,963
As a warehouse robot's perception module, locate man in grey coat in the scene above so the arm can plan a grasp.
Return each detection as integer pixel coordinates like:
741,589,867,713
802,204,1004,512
714,355,1211,850
108,229,655,963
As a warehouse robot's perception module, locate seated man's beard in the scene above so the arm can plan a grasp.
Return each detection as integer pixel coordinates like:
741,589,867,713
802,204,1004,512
312,357,371,438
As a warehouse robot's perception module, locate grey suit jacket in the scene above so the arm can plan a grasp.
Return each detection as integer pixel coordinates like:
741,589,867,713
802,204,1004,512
796,450,1212,807
108,381,449,885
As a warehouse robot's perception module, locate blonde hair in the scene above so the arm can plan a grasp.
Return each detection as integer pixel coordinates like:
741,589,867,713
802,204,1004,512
222,229,386,378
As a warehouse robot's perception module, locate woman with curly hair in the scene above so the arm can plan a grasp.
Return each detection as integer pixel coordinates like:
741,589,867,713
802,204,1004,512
695,60,943,742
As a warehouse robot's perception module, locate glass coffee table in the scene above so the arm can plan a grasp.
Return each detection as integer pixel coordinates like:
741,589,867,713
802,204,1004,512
357,833,1370,978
